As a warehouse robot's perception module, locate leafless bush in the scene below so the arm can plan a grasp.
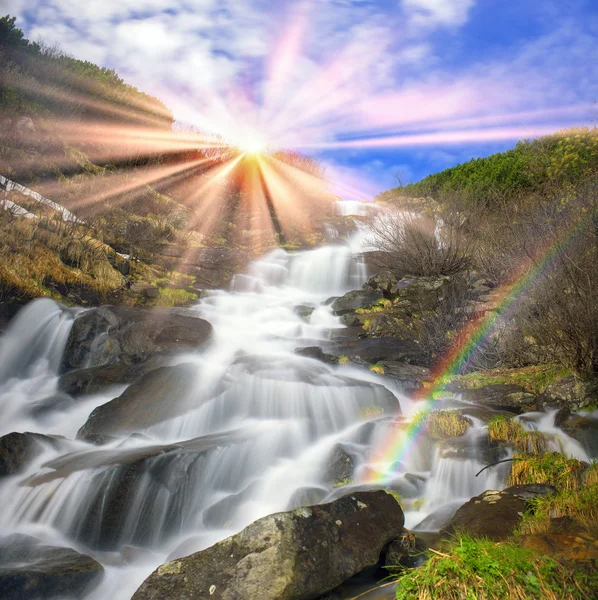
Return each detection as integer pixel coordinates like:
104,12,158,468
366,209,474,278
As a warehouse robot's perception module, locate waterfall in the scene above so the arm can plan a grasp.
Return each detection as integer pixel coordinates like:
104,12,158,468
0,224,596,600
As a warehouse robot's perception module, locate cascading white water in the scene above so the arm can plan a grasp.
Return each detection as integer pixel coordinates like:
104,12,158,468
0,213,596,599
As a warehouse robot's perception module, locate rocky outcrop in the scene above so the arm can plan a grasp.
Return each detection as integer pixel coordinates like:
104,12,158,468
0,534,104,600
331,290,380,315
132,491,404,600
59,306,212,395
454,384,537,413
327,337,427,366
76,363,199,441
541,376,598,410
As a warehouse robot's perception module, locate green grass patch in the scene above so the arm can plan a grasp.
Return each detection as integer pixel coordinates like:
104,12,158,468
439,365,572,396
146,287,197,307
394,533,595,600
509,452,586,491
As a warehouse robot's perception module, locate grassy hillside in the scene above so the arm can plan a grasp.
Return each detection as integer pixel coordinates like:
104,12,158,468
373,127,598,379
378,127,598,205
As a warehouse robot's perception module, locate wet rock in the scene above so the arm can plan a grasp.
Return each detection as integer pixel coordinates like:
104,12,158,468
287,486,329,510
455,384,537,413
0,432,62,477
132,491,404,600
328,337,427,365
503,484,557,500
58,360,161,397
294,346,339,365
437,433,507,464
331,290,380,315
294,305,315,320
384,529,420,569
562,414,598,457
0,534,104,600
340,313,361,327
77,363,199,441
553,406,571,427
441,489,528,541
377,361,431,385
60,306,212,391
325,446,355,485
28,392,75,418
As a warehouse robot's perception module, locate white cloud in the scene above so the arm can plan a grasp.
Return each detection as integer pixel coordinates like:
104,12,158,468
402,0,476,29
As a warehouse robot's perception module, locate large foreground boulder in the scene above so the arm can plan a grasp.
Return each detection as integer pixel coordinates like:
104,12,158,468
133,490,404,600
77,363,199,441
0,534,103,599
441,485,556,541
59,306,212,394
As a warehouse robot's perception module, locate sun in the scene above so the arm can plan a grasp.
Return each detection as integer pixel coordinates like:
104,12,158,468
236,132,268,155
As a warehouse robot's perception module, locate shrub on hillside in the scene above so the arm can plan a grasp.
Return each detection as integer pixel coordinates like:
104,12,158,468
366,210,474,278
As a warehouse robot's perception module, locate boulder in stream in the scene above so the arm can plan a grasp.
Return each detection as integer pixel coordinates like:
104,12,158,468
132,490,404,600
0,534,104,600
76,363,199,441
0,432,62,477
59,306,212,394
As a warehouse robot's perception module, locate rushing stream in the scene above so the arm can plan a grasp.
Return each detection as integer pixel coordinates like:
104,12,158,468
0,203,594,600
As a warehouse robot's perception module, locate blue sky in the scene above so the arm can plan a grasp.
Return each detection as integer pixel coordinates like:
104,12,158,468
5,0,598,197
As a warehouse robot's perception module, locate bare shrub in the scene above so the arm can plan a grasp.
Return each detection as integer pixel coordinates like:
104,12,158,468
499,177,598,377
366,209,474,278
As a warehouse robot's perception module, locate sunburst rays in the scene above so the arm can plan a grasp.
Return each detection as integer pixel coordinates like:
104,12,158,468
5,4,591,278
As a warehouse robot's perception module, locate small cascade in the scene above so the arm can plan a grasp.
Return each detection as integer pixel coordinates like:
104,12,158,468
518,410,590,461
0,299,79,436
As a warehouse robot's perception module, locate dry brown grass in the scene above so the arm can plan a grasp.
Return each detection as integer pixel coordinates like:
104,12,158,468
488,416,548,454
508,452,586,491
422,410,471,440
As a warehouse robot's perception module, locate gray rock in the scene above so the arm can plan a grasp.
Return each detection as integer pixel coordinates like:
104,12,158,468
394,276,450,310
76,363,199,441
132,491,404,600
362,273,398,296
325,446,354,485
61,305,212,374
294,346,339,365
503,484,557,500
441,489,528,541
384,529,419,569
294,305,315,320
542,376,597,409
0,534,103,599
327,337,427,365
331,290,380,315
0,432,62,477
377,361,431,385
455,384,537,413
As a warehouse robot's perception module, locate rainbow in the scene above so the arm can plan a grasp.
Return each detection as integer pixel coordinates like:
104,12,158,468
362,214,588,485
